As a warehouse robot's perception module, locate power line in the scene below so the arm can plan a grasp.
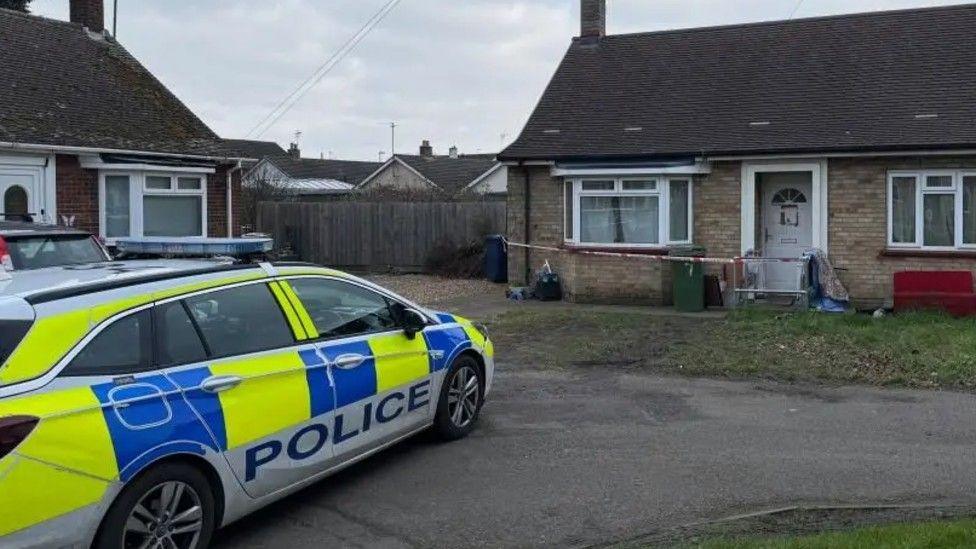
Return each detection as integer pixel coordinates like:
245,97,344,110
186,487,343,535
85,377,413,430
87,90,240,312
245,0,404,139
788,0,804,20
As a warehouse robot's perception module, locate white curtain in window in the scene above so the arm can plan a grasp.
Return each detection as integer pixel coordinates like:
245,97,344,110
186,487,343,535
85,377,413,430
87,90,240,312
580,196,658,244
144,196,202,237
890,176,916,243
669,180,690,241
923,193,954,246
964,176,976,245
105,175,130,238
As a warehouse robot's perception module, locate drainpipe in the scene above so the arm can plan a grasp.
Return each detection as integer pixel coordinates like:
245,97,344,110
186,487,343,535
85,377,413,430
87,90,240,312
226,160,243,237
522,162,531,284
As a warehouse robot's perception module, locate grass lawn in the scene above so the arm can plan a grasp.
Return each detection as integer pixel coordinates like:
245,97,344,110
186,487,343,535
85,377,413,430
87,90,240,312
688,518,976,548
488,308,976,389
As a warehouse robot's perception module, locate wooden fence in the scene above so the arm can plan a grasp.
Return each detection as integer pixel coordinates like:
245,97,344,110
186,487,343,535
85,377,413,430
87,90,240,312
256,201,506,270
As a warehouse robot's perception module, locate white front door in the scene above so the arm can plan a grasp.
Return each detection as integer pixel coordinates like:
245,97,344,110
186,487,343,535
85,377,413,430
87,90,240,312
760,172,813,290
0,172,39,222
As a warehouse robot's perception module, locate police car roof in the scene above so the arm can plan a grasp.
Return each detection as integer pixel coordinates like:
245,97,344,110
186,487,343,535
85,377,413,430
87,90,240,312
0,259,261,302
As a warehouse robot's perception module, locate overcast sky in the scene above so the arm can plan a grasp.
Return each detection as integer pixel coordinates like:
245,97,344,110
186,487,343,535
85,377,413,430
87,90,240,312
32,0,971,161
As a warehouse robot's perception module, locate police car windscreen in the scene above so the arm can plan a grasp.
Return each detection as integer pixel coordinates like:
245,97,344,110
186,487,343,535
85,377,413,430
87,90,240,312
5,235,108,270
0,319,31,367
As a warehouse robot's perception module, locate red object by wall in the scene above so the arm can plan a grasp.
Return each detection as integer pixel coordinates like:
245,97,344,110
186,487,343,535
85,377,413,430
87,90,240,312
893,271,976,316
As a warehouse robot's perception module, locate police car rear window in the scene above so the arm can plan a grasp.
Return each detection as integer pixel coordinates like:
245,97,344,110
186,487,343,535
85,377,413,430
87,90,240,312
0,319,32,366
184,284,294,358
5,234,107,270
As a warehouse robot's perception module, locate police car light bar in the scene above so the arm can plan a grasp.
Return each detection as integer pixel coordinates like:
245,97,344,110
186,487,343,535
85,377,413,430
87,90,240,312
114,237,273,258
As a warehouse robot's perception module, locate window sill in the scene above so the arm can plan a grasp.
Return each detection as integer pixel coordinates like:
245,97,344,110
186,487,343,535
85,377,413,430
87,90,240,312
880,248,976,260
563,244,671,255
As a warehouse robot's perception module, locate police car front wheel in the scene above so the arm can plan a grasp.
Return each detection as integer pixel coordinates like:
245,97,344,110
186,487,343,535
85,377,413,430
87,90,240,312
434,355,484,440
94,462,217,549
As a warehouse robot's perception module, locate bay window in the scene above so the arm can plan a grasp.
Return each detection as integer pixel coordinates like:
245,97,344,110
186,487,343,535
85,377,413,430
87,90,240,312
564,177,692,247
888,170,976,250
100,172,207,241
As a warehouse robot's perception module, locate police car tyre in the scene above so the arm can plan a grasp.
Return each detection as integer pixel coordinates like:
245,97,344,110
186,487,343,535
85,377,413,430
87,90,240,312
93,462,216,549
434,355,484,440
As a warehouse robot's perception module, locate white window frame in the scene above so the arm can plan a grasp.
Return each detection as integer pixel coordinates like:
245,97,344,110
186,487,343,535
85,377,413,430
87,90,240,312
99,171,208,242
563,176,693,248
887,169,976,251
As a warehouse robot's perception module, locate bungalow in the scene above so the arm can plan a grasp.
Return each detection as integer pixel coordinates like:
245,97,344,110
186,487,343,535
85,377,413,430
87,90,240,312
360,141,506,198
498,0,976,308
248,145,382,198
0,0,252,242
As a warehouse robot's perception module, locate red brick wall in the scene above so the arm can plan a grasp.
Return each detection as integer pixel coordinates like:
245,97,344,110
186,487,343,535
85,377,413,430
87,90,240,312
54,155,242,238
207,165,243,237
55,154,99,234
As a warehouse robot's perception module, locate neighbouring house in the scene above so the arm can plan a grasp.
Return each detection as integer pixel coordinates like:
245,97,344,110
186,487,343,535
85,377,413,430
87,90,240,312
359,141,506,199
498,0,976,308
220,139,287,169
248,145,381,198
0,1,256,242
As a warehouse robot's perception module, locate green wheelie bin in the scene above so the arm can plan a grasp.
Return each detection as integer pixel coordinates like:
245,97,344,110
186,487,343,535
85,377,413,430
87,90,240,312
670,245,706,312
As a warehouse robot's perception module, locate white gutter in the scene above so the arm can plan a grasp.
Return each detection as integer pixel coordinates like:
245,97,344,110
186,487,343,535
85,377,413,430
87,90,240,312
551,162,711,177
0,141,258,163
705,149,976,161
227,160,244,237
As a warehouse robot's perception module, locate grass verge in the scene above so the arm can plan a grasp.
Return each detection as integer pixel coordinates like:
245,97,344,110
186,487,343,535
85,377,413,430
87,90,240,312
488,308,976,389
688,518,976,548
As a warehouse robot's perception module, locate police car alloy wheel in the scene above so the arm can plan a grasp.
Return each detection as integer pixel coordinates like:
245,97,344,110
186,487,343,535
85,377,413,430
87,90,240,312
94,462,216,549
434,355,484,440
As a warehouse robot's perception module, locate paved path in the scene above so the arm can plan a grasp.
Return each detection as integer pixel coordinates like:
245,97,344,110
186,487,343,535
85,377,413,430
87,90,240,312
213,364,976,548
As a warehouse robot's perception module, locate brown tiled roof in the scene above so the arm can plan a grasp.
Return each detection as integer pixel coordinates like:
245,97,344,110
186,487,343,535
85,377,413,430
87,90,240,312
0,9,228,157
219,139,287,160
499,4,976,161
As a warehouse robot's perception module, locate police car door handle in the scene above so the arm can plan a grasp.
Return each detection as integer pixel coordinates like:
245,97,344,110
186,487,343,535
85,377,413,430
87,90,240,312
333,354,367,370
200,375,243,394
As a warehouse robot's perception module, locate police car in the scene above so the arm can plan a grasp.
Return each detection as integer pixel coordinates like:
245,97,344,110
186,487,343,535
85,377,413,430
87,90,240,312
0,260,493,548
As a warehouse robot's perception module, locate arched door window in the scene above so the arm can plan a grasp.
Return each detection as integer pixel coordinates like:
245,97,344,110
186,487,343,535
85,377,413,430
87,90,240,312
4,186,28,221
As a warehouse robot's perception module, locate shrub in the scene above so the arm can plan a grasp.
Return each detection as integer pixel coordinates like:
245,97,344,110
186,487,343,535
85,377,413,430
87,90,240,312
425,238,485,278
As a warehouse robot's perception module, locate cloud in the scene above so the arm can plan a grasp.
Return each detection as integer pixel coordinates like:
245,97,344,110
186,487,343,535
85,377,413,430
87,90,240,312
30,0,972,159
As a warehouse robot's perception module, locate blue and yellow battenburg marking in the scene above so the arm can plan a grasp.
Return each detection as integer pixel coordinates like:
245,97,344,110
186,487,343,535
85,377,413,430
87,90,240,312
0,302,488,537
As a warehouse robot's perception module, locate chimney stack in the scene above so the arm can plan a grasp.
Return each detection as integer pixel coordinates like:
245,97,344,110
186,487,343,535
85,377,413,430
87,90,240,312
449,146,459,159
580,0,606,41
70,0,104,33
419,140,433,158
288,142,301,159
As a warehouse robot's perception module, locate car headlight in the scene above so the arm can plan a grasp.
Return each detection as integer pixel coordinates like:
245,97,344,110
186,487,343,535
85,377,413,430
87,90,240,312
473,322,490,343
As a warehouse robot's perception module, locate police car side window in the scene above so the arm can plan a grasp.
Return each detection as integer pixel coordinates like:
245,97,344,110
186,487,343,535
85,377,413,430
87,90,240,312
154,301,209,367
289,278,397,339
184,283,295,358
64,309,152,376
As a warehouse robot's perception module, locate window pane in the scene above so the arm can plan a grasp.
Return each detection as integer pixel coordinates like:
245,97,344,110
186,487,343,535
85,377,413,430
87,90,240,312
890,176,916,244
105,175,130,238
289,278,397,338
155,301,208,367
177,177,202,190
925,175,953,188
669,180,690,241
581,180,614,191
923,193,955,246
622,180,656,191
564,181,574,240
144,196,203,237
580,195,659,244
185,284,294,358
965,176,976,245
65,310,150,376
146,176,171,190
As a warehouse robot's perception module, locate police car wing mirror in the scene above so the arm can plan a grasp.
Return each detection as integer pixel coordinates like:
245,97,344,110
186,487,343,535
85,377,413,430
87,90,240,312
393,304,427,340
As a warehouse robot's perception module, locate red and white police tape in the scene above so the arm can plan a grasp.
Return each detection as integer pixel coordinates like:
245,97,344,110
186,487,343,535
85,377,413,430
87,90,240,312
500,238,808,265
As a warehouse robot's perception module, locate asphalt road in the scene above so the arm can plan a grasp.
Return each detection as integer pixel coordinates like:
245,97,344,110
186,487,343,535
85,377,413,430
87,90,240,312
213,364,976,548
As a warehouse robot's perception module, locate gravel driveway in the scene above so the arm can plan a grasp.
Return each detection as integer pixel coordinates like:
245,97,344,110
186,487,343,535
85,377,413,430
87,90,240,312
366,274,502,307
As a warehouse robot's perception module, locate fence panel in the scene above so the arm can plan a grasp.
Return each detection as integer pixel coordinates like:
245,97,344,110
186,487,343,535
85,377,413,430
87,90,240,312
257,201,506,271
